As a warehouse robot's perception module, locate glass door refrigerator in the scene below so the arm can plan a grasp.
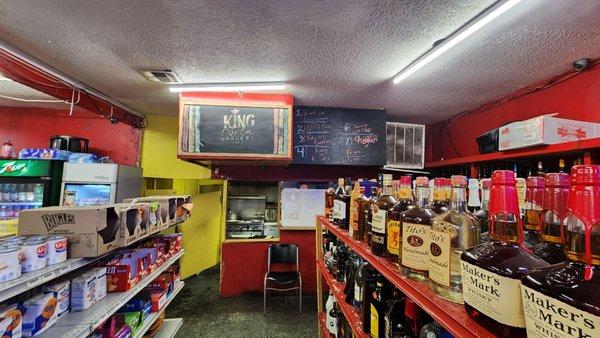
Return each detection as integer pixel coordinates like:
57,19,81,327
0,159,64,234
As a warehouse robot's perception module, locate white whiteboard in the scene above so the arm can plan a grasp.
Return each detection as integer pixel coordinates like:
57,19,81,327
280,188,326,229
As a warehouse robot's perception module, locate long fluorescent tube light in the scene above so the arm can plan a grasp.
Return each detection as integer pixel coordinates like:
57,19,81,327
393,0,522,84
169,82,286,93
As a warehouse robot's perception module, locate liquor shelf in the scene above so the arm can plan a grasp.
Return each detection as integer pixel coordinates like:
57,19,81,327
318,216,495,338
133,281,185,338
317,261,369,338
425,137,600,168
318,312,331,338
37,250,185,338
154,318,183,338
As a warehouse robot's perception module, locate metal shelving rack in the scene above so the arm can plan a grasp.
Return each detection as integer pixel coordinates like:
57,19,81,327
154,318,183,338
315,216,495,338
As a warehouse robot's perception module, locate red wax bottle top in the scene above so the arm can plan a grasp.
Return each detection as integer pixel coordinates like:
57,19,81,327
489,170,520,217
567,165,600,280
444,178,451,187
415,176,428,187
450,175,467,187
545,172,569,188
433,177,444,186
400,175,412,185
543,172,569,222
525,176,545,205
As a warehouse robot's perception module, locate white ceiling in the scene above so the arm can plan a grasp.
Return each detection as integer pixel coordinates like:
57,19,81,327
0,0,599,124
0,79,73,109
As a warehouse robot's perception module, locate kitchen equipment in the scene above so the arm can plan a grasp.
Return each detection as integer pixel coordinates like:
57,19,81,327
60,163,142,206
265,208,277,222
50,135,89,153
227,210,239,221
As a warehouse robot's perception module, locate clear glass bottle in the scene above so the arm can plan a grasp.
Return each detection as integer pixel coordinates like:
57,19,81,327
430,178,449,215
387,176,414,263
401,177,435,281
370,175,397,257
430,175,481,303
333,178,350,229
460,170,548,338
532,172,568,264
523,176,544,247
521,165,600,338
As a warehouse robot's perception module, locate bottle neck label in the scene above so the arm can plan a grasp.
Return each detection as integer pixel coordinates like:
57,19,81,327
461,261,526,328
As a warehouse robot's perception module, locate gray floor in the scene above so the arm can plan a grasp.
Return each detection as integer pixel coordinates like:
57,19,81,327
167,266,317,337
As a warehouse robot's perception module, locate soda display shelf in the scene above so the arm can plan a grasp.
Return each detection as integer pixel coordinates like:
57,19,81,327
318,312,331,338
318,261,369,338
133,281,185,338
425,137,600,168
0,219,187,303
154,318,183,338
318,216,495,338
37,250,185,338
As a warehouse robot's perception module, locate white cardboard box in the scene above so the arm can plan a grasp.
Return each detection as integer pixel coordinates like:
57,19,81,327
499,115,600,151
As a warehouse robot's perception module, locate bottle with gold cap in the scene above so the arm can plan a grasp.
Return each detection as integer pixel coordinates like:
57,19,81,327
521,165,600,338
523,176,544,247
430,175,481,303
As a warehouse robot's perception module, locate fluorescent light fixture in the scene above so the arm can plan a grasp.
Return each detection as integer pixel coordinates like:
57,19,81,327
0,74,13,81
393,0,522,84
169,82,286,93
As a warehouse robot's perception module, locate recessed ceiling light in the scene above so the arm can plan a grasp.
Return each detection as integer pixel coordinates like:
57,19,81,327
169,82,286,93
393,0,522,84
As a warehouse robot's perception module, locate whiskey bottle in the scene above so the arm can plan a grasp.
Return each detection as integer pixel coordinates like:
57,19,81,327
558,158,566,173
354,182,374,241
364,185,379,245
531,172,568,264
326,184,335,221
353,259,369,309
523,176,544,247
361,268,379,334
384,288,408,338
401,177,435,282
430,178,449,215
370,177,398,257
521,165,600,338
329,298,339,336
536,160,545,177
370,278,387,338
387,176,414,262
474,178,491,238
430,175,481,304
326,292,336,335
443,178,452,205
460,170,548,337
333,178,350,229
349,181,364,238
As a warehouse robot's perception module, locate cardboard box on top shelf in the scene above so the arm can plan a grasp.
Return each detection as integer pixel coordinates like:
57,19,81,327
114,203,152,246
123,195,193,228
18,205,122,257
498,114,600,151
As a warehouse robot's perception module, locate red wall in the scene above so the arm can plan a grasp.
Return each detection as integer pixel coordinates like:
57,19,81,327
220,230,316,297
0,107,141,165
426,65,600,162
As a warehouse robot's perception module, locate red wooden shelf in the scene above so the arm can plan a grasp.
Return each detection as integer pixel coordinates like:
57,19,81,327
425,137,600,168
317,261,369,338
318,216,495,338
318,312,332,338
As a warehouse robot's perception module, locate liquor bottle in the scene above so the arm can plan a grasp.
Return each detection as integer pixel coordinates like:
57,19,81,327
326,292,335,334
430,178,449,215
430,175,481,303
354,182,374,241
443,178,452,205
353,259,369,309
349,181,363,238
328,298,339,336
384,288,407,338
387,176,414,262
531,172,568,264
364,185,379,244
467,178,481,212
370,278,387,338
558,158,566,173
516,177,527,216
370,176,398,257
474,178,491,238
361,269,379,334
344,252,358,305
418,321,452,338
333,178,350,229
336,244,349,283
536,161,545,177
326,184,335,221
523,176,544,248
521,165,600,338
401,177,435,281
460,170,549,337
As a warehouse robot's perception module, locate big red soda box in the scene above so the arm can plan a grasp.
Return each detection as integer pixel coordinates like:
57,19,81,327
20,293,58,336
0,304,22,338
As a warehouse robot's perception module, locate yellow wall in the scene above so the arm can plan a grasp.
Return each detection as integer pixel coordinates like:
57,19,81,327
141,114,224,279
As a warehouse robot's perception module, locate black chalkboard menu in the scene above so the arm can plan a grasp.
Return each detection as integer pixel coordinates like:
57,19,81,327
292,106,386,165
179,103,291,160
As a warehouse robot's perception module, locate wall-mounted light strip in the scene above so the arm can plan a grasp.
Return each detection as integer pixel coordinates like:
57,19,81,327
393,0,522,84
169,82,286,93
